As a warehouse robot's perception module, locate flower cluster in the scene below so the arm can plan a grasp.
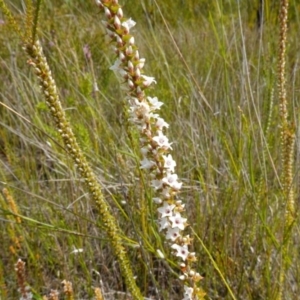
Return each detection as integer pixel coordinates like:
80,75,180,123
96,0,203,299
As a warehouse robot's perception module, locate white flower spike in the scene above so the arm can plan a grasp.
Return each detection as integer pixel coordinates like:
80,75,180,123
99,1,202,297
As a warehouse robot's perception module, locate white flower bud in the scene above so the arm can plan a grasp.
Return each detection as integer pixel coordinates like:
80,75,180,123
117,8,123,18
128,36,135,45
128,79,134,88
114,16,121,29
125,46,133,56
135,67,141,78
116,35,123,46
95,0,104,8
119,51,125,61
134,50,139,60
104,7,111,18
128,60,134,73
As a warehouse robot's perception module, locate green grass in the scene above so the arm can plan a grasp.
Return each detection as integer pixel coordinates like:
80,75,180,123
1,0,300,299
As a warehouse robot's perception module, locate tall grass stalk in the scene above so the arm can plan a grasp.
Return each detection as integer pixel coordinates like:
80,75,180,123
277,0,296,298
24,39,143,300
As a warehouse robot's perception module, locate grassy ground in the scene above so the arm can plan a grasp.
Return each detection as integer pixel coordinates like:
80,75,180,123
1,0,300,299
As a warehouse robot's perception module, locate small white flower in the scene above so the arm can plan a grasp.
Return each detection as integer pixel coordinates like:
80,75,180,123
158,217,170,231
169,212,187,230
141,75,157,87
122,18,136,31
163,154,176,172
132,102,152,121
147,96,163,110
171,244,189,260
166,227,181,241
157,202,175,218
140,157,155,170
148,112,160,120
183,286,194,300
109,59,122,72
151,179,163,190
152,131,172,149
127,96,139,106
156,117,169,129
162,173,182,189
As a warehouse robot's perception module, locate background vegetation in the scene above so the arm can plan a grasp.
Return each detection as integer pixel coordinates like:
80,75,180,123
1,0,300,299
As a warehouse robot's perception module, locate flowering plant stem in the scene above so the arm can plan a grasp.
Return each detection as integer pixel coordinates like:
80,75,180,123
277,0,295,298
96,0,205,299
24,40,143,300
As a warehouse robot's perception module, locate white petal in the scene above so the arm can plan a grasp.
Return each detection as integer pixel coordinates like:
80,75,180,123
166,227,181,241
122,18,136,30
158,217,170,231
169,212,187,230
140,157,155,170
151,179,163,190
109,59,122,71
171,244,189,260
157,202,175,218
147,96,163,110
